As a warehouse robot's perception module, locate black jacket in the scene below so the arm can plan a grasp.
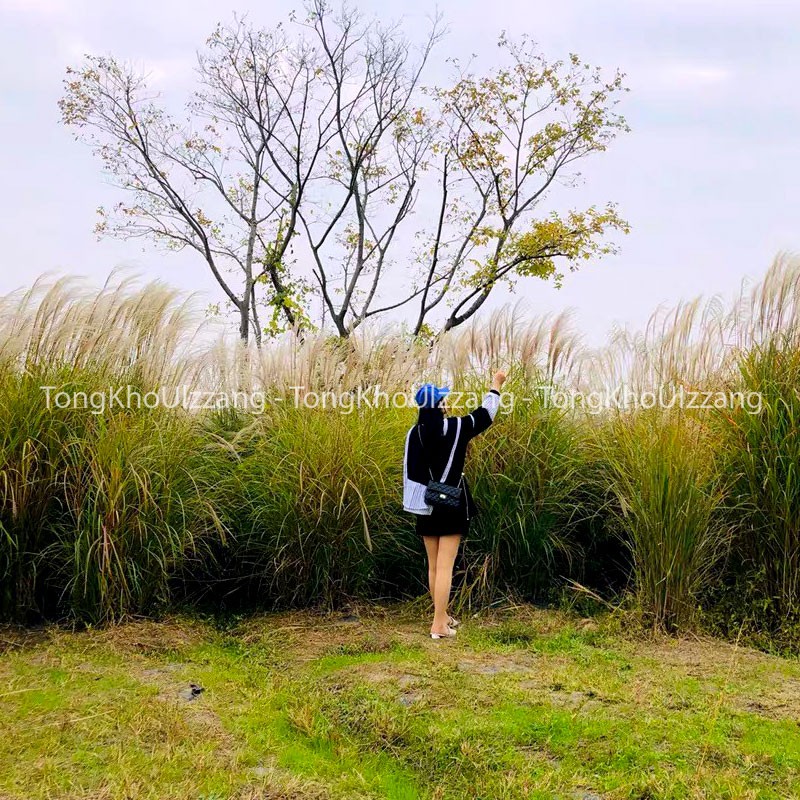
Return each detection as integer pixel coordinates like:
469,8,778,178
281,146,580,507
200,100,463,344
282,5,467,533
403,389,501,515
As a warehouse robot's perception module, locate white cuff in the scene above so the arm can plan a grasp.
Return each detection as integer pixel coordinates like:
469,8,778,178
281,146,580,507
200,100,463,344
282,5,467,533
482,391,500,421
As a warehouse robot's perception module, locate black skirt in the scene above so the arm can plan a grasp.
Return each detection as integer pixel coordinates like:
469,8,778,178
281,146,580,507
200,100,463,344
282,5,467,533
415,481,473,537
415,504,470,537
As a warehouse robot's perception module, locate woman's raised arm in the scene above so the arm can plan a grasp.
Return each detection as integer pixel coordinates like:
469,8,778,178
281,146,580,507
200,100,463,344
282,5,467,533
456,370,507,439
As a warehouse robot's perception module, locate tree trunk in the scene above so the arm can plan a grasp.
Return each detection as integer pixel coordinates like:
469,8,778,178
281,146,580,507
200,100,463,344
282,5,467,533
238,298,250,342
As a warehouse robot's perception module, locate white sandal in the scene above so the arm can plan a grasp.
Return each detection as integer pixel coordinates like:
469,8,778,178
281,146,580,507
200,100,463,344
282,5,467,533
448,616,460,628
430,626,457,640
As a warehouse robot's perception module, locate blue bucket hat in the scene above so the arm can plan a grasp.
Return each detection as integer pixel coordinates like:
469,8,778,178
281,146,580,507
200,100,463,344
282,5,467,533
415,383,450,408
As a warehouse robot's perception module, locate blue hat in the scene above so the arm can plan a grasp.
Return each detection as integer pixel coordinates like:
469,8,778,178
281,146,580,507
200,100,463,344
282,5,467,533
415,383,450,408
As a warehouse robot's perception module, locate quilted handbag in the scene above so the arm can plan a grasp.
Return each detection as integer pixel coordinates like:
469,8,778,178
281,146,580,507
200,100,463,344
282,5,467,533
420,418,463,510
424,479,462,509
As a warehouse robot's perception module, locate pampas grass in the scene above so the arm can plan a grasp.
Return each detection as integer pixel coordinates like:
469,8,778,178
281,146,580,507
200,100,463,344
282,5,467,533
3,256,800,633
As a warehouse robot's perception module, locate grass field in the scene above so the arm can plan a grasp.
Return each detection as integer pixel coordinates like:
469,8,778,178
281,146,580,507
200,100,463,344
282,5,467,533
2,605,799,800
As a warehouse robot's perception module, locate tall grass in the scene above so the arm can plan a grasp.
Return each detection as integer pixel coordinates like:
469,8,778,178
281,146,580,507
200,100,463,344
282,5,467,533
595,411,729,630
0,276,217,622
462,375,592,604
3,257,800,637
212,406,410,607
715,340,800,628
56,410,219,620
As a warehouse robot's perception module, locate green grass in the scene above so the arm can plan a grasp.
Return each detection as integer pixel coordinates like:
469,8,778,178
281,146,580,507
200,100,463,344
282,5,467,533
2,605,799,799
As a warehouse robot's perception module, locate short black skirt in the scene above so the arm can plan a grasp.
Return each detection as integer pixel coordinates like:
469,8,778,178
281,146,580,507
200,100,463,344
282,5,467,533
415,503,470,537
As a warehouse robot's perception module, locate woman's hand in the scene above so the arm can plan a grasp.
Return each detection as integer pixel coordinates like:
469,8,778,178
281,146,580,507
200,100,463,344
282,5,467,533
492,370,507,391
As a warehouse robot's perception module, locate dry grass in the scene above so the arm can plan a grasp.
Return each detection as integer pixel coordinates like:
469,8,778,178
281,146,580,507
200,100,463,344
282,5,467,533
5,255,800,400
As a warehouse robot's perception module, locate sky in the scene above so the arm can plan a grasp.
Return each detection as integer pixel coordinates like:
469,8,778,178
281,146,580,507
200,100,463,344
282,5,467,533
0,0,798,345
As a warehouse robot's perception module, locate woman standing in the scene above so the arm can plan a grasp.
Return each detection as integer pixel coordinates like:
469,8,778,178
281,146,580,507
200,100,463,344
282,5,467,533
403,371,507,638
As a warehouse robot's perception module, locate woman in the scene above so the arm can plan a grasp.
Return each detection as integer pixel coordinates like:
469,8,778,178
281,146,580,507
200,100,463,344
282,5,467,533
403,371,507,638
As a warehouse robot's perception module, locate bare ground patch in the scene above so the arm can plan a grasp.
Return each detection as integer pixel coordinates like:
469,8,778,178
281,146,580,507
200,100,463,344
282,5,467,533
232,607,433,662
731,676,800,720
238,773,332,800
132,660,240,771
0,625,51,654
454,651,536,675
635,635,777,676
88,617,208,656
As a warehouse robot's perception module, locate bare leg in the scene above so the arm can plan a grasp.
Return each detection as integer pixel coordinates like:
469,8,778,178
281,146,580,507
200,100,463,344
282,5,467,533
422,536,439,604
431,534,461,635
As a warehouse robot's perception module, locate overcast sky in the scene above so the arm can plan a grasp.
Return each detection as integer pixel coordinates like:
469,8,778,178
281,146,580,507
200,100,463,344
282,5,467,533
1,0,798,344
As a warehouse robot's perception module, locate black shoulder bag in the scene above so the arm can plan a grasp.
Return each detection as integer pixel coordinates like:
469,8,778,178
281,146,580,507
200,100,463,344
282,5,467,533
419,417,462,510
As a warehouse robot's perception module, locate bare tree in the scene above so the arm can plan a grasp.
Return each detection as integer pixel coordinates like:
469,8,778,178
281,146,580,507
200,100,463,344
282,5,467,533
60,31,311,343
61,3,629,341
292,2,443,336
